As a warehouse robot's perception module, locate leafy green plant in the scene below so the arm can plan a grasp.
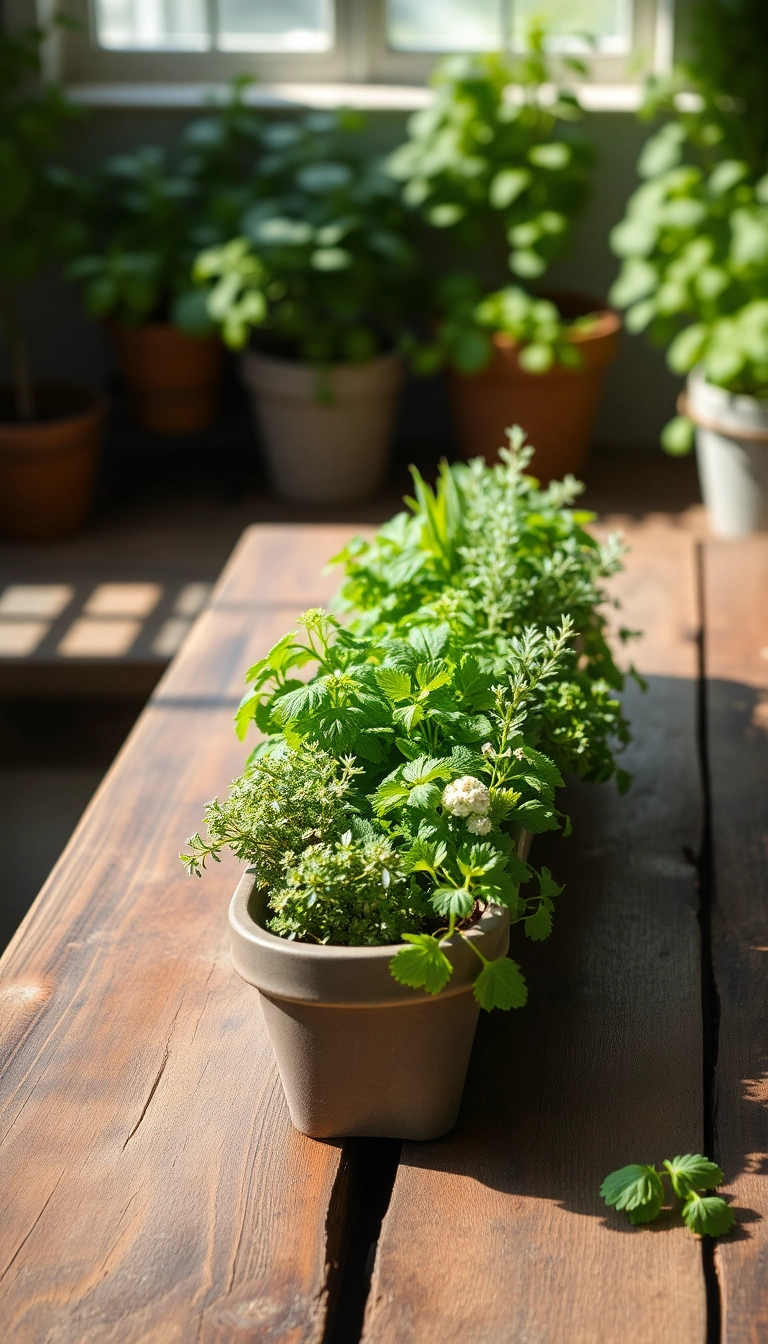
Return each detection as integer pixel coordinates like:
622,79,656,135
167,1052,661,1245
388,24,594,375
183,438,634,1010
0,15,81,420
601,1154,735,1236
66,80,264,334
332,430,633,788
609,0,768,452
193,108,418,364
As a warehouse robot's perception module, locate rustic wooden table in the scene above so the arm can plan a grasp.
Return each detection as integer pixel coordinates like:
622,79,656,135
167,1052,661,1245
0,521,765,1344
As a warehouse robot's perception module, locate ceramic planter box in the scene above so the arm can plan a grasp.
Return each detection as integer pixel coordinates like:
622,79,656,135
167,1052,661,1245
686,370,768,537
229,869,510,1140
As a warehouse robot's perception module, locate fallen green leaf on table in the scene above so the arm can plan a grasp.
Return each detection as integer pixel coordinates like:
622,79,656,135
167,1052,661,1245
600,1154,735,1237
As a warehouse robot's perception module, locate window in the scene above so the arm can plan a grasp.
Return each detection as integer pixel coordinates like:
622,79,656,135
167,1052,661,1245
55,0,670,90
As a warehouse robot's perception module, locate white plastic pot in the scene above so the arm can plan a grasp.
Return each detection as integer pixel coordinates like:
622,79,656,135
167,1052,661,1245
240,349,402,504
686,371,768,537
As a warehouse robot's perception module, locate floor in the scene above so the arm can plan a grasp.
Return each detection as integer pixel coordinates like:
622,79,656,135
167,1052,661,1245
0,439,706,955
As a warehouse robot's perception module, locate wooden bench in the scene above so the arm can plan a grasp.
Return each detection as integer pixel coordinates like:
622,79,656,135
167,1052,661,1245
0,521,765,1343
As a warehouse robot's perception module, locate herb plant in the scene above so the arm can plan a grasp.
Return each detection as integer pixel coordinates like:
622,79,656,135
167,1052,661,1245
183,438,633,1012
67,82,264,334
0,17,81,420
193,108,418,364
388,25,594,375
601,1154,735,1236
609,0,768,451
332,431,633,789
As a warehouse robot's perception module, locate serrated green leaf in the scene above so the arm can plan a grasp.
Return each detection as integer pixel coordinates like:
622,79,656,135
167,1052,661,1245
538,866,564,901
681,1193,735,1238
375,666,412,703
393,702,425,732
473,957,528,1011
390,934,452,994
373,777,411,814
663,1154,724,1199
431,886,474,918
524,902,553,941
517,747,564,790
628,1191,664,1224
407,781,442,810
600,1164,664,1215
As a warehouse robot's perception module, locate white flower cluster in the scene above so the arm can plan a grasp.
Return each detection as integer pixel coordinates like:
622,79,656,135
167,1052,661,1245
441,776,492,835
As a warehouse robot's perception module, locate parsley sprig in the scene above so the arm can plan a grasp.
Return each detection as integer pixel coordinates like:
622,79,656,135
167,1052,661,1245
601,1154,735,1237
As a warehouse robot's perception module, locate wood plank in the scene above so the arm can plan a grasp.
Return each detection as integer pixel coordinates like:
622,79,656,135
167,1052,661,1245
362,526,708,1344
0,526,351,1342
211,523,371,610
702,537,768,1343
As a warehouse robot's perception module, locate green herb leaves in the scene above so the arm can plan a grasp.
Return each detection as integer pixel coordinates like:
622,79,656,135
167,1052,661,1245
473,955,528,1011
663,1153,724,1198
184,444,633,1012
681,1193,736,1238
601,1154,735,1237
391,934,452,995
600,1165,665,1224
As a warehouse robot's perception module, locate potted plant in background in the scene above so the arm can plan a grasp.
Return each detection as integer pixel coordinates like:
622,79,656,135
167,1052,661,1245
67,84,262,437
182,434,634,1139
194,109,419,504
0,17,105,541
388,24,621,481
609,0,768,536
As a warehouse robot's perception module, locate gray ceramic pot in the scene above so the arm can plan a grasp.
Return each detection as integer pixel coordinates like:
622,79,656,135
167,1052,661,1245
687,371,768,536
229,870,510,1140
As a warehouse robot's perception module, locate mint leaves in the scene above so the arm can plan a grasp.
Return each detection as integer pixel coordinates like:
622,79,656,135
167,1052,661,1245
601,1154,735,1237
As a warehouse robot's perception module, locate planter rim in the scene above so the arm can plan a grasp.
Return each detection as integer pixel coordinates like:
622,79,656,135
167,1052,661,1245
686,370,768,442
229,867,510,1007
460,304,621,385
0,385,106,439
494,305,621,353
241,347,401,376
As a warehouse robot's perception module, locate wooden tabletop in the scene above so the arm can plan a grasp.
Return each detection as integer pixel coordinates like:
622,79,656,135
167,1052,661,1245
0,520,765,1344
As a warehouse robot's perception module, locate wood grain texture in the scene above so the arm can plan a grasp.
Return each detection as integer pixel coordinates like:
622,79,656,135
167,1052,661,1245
702,538,768,1343
0,525,350,1343
362,527,708,1344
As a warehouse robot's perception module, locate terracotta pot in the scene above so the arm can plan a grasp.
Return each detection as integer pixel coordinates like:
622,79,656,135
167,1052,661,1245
685,371,768,537
451,292,621,482
229,869,510,1139
0,386,105,540
240,349,402,503
110,323,224,435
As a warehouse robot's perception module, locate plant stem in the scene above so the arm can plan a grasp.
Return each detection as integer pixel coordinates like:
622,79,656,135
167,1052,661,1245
0,282,35,422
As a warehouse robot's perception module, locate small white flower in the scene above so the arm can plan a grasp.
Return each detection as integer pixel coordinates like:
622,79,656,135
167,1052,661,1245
442,775,491,818
481,742,494,756
513,746,526,760
466,815,492,835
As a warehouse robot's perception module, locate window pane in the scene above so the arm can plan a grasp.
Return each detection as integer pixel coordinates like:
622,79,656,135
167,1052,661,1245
216,0,333,52
95,0,209,50
512,0,631,52
388,0,503,52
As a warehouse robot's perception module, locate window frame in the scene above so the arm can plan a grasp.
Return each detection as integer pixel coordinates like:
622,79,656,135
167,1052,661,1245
48,0,673,91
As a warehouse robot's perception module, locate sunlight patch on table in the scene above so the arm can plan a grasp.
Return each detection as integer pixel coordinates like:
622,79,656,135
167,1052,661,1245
0,584,74,618
84,583,162,618
0,620,49,656
58,618,141,657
